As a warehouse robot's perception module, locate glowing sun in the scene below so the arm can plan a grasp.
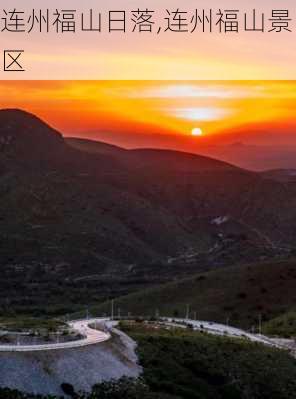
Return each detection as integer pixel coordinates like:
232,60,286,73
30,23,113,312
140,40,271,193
191,127,203,136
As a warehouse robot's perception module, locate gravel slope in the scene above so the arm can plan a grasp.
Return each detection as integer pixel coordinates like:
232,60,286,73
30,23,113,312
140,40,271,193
0,328,141,396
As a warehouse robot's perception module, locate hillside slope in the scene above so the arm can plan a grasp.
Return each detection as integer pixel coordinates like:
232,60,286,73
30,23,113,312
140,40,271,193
90,259,296,330
1,110,296,314
130,325,296,399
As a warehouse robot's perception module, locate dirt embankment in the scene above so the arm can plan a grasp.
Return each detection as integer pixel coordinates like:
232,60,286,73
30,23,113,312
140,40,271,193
0,328,141,397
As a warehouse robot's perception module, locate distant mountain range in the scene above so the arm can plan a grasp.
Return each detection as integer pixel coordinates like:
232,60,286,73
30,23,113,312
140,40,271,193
73,125,296,171
199,142,296,172
1,109,296,315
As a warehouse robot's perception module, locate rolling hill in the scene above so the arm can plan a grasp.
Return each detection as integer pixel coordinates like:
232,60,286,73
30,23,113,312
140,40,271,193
0,109,296,315
86,259,296,331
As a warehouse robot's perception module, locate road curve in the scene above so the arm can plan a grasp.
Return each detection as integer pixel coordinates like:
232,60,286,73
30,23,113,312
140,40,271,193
162,318,284,349
0,316,288,352
0,318,111,352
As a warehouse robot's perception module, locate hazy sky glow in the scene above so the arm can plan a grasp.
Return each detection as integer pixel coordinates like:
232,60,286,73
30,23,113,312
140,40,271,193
1,80,296,147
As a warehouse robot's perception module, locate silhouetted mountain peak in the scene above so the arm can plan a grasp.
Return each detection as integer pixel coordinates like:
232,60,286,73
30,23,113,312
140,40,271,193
0,109,63,156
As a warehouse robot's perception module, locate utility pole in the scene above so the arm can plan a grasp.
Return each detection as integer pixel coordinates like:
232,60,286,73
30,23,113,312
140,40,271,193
86,308,89,320
193,311,197,321
258,314,262,335
186,304,190,320
111,299,114,321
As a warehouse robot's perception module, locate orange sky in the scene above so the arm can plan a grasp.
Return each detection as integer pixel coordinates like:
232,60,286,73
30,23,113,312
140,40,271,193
1,80,296,147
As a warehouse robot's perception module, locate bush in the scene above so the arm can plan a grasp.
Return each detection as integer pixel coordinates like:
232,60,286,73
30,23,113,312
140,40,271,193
130,327,296,399
61,383,76,397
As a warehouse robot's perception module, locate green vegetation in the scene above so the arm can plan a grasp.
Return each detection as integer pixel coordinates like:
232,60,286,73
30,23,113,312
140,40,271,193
88,377,174,399
123,322,296,399
0,317,65,333
71,259,296,331
0,378,173,399
263,311,296,338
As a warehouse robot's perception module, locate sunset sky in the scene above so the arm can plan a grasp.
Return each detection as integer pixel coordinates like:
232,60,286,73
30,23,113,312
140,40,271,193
1,80,296,149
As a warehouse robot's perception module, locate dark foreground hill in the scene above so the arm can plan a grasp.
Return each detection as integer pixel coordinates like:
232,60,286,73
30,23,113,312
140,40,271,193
0,109,296,315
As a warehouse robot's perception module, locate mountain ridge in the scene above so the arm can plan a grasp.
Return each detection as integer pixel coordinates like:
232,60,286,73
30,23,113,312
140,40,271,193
0,108,295,315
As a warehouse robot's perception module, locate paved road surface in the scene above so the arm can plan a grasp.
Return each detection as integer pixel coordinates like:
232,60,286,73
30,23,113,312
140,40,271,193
0,316,287,352
0,318,111,352
162,318,283,348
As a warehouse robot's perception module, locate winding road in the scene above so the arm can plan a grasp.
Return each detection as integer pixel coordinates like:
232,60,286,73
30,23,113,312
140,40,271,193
162,318,281,348
0,318,111,352
0,317,286,352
